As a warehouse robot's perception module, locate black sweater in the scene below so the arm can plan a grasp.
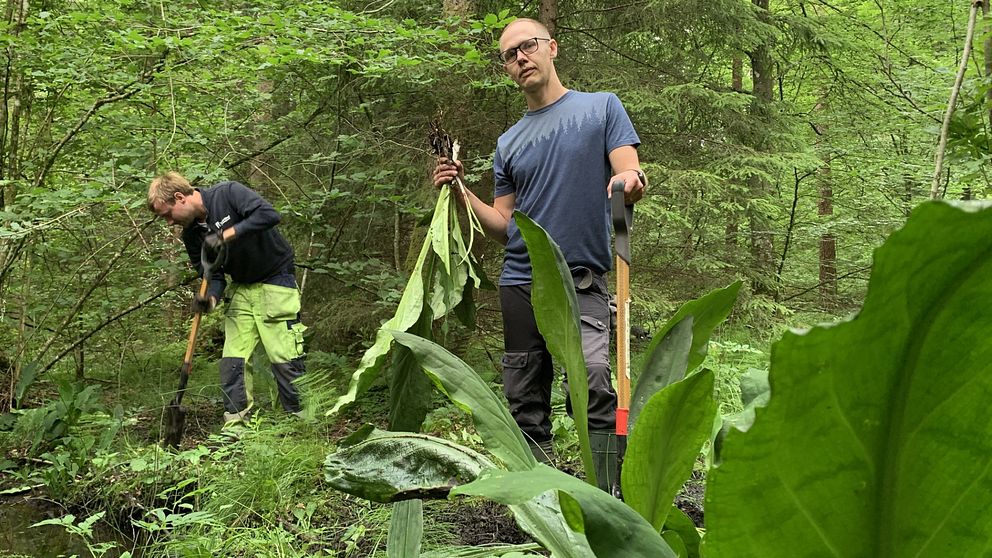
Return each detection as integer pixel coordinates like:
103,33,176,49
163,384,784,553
181,181,294,300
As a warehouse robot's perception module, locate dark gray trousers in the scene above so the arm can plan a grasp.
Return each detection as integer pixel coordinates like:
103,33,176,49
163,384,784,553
499,275,617,444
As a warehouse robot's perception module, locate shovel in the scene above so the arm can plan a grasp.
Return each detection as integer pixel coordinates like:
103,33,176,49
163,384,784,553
163,242,224,448
611,179,633,498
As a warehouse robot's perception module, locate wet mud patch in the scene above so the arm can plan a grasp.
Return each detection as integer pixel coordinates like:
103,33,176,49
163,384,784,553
0,493,140,557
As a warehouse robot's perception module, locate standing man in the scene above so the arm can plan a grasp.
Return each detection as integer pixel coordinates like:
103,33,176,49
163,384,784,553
432,18,646,491
148,172,307,425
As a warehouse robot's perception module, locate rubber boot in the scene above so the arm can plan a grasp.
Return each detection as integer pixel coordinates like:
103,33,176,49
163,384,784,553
528,439,555,465
589,430,618,493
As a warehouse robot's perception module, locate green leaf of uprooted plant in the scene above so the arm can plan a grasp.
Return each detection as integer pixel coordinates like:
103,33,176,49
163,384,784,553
705,201,992,558
324,425,494,503
329,185,484,423
452,464,678,558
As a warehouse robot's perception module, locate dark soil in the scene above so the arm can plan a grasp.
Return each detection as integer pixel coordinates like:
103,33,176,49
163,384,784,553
127,398,218,448
676,468,706,527
448,499,532,546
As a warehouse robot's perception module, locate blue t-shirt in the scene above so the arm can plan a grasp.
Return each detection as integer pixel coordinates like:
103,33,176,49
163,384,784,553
493,90,640,285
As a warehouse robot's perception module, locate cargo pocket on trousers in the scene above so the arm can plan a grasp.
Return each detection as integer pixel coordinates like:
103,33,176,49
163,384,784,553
579,315,610,366
500,352,529,397
289,321,308,358
262,284,301,322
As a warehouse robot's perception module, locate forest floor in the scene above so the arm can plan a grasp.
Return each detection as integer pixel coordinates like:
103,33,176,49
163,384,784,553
0,372,709,557
0,302,768,558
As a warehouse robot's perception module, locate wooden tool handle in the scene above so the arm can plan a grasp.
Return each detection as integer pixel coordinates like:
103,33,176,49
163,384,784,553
615,256,631,409
181,277,209,370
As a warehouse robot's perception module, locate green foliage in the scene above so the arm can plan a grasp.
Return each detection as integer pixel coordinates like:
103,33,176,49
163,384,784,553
705,202,992,557
6,382,123,501
452,465,677,558
329,272,738,556
324,425,493,502
623,371,717,532
420,544,543,558
513,212,594,485
387,499,423,558
329,183,486,432
2,0,989,554
387,331,594,557
390,331,534,473
11,381,106,455
327,202,992,557
31,511,132,558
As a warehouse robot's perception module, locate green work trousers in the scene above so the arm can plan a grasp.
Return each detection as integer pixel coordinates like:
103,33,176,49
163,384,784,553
220,282,307,416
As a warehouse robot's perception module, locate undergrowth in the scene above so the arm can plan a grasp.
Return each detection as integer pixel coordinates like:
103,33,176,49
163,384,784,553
0,301,809,557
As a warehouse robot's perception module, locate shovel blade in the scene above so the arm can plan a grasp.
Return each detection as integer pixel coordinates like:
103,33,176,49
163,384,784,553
163,403,187,448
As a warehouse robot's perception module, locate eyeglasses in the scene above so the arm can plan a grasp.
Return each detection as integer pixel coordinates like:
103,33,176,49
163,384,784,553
497,37,551,65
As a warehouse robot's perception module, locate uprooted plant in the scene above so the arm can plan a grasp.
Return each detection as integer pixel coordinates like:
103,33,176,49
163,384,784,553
325,114,488,433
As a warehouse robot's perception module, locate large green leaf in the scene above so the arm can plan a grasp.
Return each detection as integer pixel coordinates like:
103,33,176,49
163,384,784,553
622,370,717,532
452,465,677,558
388,500,422,558
642,282,740,379
420,544,544,557
328,210,436,415
508,494,596,558
331,180,482,419
514,211,595,486
389,301,435,432
711,367,769,466
628,317,693,432
704,202,992,557
390,331,536,471
324,426,493,503
431,185,452,277
389,331,595,557
662,507,700,558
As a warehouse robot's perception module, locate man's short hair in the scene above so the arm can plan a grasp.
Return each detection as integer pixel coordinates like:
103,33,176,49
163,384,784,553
500,18,551,40
147,172,194,211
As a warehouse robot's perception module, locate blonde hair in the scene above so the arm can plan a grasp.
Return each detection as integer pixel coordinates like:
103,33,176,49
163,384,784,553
147,172,194,211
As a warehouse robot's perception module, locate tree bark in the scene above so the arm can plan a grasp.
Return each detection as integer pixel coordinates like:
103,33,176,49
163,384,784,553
540,0,559,37
985,1,992,134
442,0,474,17
818,166,836,303
725,56,744,255
813,101,836,304
0,0,27,208
746,0,777,297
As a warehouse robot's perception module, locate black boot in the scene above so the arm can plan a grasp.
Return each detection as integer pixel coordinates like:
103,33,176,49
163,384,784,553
528,439,555,465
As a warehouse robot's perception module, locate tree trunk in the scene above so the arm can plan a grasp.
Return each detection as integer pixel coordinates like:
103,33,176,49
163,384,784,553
725,56,744,255
540,0,559,37
442,0,474,17
985,1,992,137
0,0,27,207
818,163,836,303
813,101,836,304
746,0,777,297
74,342,85,380
393,202,402,271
